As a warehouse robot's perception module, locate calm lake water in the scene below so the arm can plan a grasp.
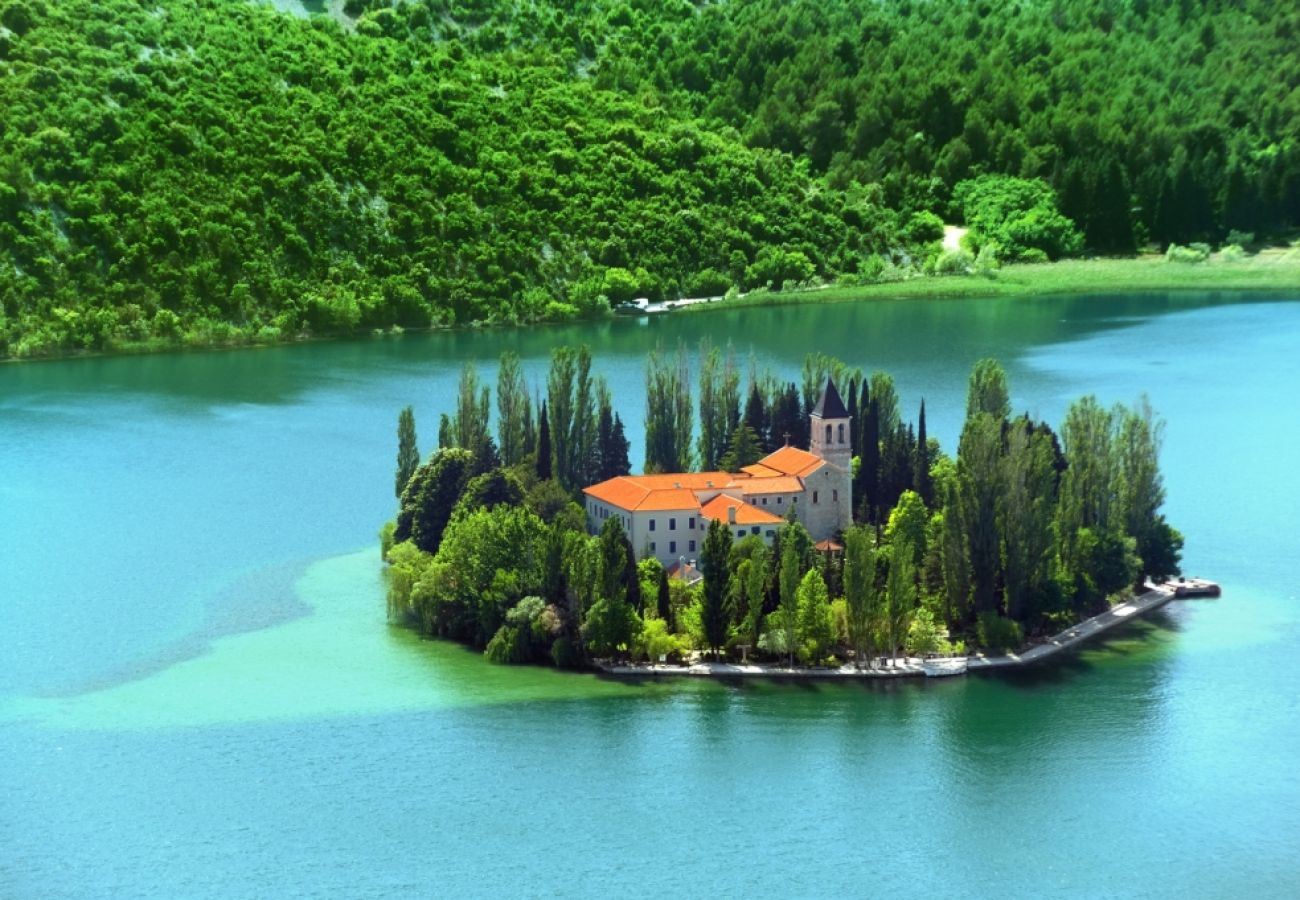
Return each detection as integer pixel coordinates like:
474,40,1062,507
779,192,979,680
3,292,1299,897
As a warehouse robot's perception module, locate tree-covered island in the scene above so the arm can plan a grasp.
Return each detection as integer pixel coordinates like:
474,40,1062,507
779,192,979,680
3,0,1297,358
382,348,1182,669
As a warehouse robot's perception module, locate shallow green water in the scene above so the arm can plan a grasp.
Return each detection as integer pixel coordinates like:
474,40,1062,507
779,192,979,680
3,292,1299,897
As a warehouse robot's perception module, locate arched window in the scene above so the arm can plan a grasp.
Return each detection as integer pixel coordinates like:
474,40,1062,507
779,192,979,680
824,424,832,444
837,423,845,444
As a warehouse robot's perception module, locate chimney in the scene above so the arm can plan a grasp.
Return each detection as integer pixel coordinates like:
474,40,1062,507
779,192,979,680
727,506,737,524
783,431,791,446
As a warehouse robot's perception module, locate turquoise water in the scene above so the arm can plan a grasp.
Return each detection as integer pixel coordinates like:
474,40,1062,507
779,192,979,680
2,292,1299,896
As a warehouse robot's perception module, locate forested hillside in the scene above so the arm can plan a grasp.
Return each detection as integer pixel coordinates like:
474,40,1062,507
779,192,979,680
1,0,1296,356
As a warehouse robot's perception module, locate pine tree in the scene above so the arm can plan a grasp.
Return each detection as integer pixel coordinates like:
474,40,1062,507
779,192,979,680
395,405,419,500
657,567,672,629
608,413,631,478
536,401,552,480
719,423,763,472
846,378,860,456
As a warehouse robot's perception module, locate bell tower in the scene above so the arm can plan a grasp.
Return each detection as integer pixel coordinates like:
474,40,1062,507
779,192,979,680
809,378,852,471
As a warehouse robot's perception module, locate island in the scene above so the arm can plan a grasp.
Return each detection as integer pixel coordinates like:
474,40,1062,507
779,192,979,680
382,349,1189,676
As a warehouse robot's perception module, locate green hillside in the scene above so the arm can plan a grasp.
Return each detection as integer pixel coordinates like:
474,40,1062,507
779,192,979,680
1,0,1296,357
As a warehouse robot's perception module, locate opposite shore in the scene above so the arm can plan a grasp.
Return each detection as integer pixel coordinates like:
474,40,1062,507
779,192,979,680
6,247,1298,365
595,581,1185,681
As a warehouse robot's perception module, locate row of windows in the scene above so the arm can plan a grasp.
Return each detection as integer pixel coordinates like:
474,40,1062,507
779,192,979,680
649,516,696,531
650,540,697,555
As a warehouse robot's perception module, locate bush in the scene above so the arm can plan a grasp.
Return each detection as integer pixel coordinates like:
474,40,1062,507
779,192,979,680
935,249,974,275
1165,243,1209,263
1225,230,1255,248
1220,244,1246,262
976,611,1024,653
550,635,582,669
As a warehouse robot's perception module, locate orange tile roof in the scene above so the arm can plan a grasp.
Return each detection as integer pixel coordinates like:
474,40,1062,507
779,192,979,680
740,463,783,478
757,445,825,477
699,493,784,526
735,475,803,495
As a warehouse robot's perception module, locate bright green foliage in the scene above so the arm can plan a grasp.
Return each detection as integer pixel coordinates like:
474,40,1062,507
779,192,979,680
957,414,1003,616
583,594,641,658
905,606,947,657
496,352,534,468
395,405,419,500
634,616,682,662
955,176,1083,261
452,468,526,519
394,447,474,553
737,555,767,651
885,537,917,662
795,568,835,665
965,359,1011,422
1000,420,1058,622
697,339,740,471
778,530,803,665
418,504,548,644
842,526,879,666
885,490,928,569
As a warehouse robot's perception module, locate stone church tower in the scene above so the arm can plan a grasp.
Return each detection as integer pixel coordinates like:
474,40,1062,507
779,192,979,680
809,378,853,532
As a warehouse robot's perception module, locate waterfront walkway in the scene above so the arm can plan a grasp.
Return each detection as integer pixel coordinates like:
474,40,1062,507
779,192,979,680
596,583,1178,681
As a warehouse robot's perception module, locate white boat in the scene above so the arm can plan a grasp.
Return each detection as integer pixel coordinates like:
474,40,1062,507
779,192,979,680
922,657,968,678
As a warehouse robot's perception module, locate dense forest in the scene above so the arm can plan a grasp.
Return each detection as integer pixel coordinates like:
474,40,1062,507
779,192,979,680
2,0,1296,356
382,348,1182,667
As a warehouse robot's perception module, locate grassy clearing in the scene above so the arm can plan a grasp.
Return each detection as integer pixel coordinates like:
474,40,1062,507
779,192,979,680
691,246,1300,314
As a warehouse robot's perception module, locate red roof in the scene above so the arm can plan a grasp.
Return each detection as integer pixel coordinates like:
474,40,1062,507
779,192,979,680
699,494,784,526
756,445,825,477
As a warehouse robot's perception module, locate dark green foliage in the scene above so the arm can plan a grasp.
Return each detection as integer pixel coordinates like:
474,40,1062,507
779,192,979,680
535,402,552,481
913,400,932,507
1139,516,1184,584
395,405,419,500
743,382,767,451
976,612,1024,653
454,468,526,517
699,518,734,655
657,567,671,628
720,423,763,473
394,447,474,553
855,397,881,523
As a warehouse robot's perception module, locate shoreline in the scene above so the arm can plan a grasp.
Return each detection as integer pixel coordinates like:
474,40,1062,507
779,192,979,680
595,583,1180,681
6,249,1297,365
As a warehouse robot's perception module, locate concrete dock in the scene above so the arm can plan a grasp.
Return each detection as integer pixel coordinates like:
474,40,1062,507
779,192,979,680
596,582,1180,681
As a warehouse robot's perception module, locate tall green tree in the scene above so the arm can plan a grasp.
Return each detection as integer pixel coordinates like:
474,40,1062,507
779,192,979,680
885,537,917,664
697,339,740,470
395,405,420,500
914,399,933,506
966,358,1011,422
547,347,576,487
958,412,1003,616
778,529,803,666
395,448,475,554
452,362,492,455
842,526,878,667
1000,419,1058,621
1116,396,1167,576
496,351,533,467
535,400,553,481
699,518,734,657
795,568,835,665
645,344,693,473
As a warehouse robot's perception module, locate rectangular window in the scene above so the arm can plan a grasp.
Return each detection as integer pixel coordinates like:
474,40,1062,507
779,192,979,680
650,542,656,552
765,530,775,538
670,541,677,554
761,497,768,505
649,519,656,531
833,490,838,503
777,497,783,504
689,540,696,552
688,517,695,529
750,526,760,535
737,529,745,538
813,491,819,504
669,518,676,530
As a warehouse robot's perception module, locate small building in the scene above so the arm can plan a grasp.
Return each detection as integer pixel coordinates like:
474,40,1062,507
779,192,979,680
583,379,853,566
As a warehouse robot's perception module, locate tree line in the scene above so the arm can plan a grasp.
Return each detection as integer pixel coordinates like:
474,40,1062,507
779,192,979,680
5,0,1295,358
383,346,1182,668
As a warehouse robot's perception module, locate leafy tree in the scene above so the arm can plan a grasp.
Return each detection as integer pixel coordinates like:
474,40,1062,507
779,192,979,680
720,423,763,472
843,526,879,667
958,413,1003,616
795,568,835,665
955,175,1083,261
885,490,929,569
778,529,803,666
885,537,917,663
395,405,420,500
645,344,693,473
1000,420,1058,622
965,358,1011,422
497,351,533,467
395,448,475,554
697,339,739,470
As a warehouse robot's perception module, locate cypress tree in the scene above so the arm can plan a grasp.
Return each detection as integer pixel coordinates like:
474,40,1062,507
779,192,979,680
536,401,552,480
395,405,419,500
743,382,767,451
914,399,933,507
608,413,631,477
596,399,615,480
856,397,881,523
846,378,860,456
